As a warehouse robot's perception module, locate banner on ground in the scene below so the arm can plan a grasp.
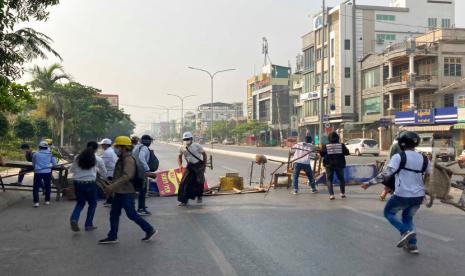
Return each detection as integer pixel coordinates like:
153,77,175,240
154,168,208,197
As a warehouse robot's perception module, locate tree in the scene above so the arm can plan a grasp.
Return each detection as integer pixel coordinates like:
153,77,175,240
14,117,35,140
0,79,35,113
34,118,52,140
0,113,9,138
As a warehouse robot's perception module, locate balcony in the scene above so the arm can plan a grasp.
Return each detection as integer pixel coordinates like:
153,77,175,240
383,75,438,93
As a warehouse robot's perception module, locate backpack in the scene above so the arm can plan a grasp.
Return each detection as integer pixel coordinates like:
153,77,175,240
383,151,429,192
118,156,145,190
147,148,159,172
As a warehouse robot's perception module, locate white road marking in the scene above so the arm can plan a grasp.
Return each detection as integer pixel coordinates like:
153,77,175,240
342,206,454,242
188,216,238,276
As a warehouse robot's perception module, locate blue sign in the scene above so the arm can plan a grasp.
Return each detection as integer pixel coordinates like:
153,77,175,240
435,107,457,124
379,118,391,127
415,109,435,124
395,111,415,125
322,115,330,123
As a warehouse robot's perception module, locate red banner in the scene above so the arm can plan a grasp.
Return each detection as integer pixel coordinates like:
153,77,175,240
155,168,208,197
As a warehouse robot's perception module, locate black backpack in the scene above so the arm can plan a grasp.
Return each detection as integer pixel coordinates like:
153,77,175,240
147,148,159,172
384,151,429,191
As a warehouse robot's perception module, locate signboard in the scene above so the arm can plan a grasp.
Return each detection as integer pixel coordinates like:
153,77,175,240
155,168,209,197
323,115,330,123
300,91,320,101
379,118,391,127
415,109,435,125
313,15,323,30
458,108,465,123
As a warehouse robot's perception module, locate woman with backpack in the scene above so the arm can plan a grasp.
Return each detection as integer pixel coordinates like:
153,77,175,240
320,132,350,200
69,141,107,232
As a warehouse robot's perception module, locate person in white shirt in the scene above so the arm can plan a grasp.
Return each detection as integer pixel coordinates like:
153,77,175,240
70,141,107,232
99,138,118,207
291,136,318,195
362,131,431,254
132,135,154,216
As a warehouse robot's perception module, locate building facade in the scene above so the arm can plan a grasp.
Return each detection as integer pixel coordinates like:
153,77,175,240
196,102,244,131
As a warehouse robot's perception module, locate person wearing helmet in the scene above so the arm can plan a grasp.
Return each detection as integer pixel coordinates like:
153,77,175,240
177,131,207,206
290,136,318,195
132,134,154,216
320,131,350,200
31,141,58,207
99,136,156,244
362,131,431,254
99,138,118,207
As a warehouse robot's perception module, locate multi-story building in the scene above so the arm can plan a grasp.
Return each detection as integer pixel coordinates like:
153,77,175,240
247,64,291,140
196,102,244,131
297,0,455,139
357,28,465,150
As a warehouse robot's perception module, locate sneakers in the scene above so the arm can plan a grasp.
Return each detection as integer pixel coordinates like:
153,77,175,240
311,190,319,194
197,198,203,204
404,244,420,254
33,203,39,208
397,231,416,248
178,202,188,206
137,209,151,216
329,195,335,200
70,221,80,232
142,229,158,242
340,194,346,199
292,190,298,195
98,237,119,244
45,201,50,205
85,226,98,232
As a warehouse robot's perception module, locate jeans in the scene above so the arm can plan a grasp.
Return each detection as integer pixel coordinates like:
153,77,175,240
70,181,98,227
384,195,423,245
33,173,51,203
18,168,32,184
105,177,113,204
138,179,147,210
108,193,154,240
292,163,316,192
326,167,345,195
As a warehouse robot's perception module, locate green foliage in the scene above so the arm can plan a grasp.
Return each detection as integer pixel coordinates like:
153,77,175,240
1,0,61,81
14,117,35,140
0,78,35,113
231,120,269,137
34,118,52,139
0,113,9,138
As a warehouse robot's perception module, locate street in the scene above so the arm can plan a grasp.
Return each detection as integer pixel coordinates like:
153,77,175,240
1,143,465,276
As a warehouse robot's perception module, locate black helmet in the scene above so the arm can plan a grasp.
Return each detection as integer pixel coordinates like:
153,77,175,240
397,131,420,149
141,134,153,147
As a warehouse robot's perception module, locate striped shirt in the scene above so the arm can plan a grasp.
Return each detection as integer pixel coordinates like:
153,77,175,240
292,142,316,165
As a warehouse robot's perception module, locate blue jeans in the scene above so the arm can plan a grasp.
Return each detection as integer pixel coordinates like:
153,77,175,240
33,173,51,203
138,179,147,210
70,181,98,227
292,163,316,191
384,195,424,245
108,193,154,240
326,167,346,195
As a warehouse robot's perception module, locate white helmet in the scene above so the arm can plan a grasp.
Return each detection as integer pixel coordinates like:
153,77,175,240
98,138,112,145
182,132,193,140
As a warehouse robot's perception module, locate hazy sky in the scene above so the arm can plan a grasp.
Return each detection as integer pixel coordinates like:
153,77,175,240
24,0,464,132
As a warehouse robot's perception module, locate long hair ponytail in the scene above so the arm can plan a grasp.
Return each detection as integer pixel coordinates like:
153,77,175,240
77,146,96,170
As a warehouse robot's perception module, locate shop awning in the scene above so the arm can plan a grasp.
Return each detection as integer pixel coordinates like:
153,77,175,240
400,125,452,132
454,123,465,129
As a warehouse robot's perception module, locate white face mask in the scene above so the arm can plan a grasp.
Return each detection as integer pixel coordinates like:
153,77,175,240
183,140,193,146
113,147,122,157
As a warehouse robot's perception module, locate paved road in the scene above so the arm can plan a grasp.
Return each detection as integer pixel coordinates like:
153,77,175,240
1,144,465,276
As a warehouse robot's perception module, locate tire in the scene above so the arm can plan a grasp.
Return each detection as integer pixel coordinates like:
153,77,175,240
355,149,361,156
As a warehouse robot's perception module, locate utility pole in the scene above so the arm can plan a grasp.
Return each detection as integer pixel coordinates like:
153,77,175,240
167,93,196,138
318,0,326,146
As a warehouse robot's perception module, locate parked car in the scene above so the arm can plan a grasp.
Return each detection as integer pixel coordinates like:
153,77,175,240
209,138,219,144
416,133,455,162
222,138,235,145
345,139,380,156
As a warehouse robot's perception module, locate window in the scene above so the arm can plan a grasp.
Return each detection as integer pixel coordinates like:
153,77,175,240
316,73,321,86
362,67,381,89
345,95,351,107
303,47,314,71
442,18,451,28
444,94,454,107
376,14,395,21
323,46,328,58
376,34,396,42
258,100,270,121
362,97,381,115
428,18,438,28
316,48,322,60
331,65,335,84
304,73,315,93
458,95,465,108
344,39,350,50
331,38,335,57
444,57,462,77
323,71,328,84
345,67,351,78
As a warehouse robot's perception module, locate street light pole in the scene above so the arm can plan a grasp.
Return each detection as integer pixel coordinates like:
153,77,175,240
167,93,196,138
188,67,235,149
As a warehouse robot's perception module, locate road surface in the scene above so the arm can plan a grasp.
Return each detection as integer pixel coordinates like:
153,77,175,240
0,143,464,276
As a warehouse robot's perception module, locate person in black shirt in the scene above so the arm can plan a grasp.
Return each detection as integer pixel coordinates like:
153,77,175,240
18,144,34,185
320,132,350,200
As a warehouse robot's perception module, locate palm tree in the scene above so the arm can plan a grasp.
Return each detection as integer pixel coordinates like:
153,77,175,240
29,63,72,147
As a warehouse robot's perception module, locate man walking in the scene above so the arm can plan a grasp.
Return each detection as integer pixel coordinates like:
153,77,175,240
99,136,156,244
32,141,58,207
132,134,155,216
362,131,430,254
99,138,118,206
291,136,317,195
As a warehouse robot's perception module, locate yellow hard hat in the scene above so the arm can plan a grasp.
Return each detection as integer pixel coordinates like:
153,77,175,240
45,139,53,145
113,136,132,146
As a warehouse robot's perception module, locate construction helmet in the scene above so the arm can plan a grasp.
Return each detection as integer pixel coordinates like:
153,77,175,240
182,132,194,140
45,138,53,145
397,131,420,149
113,136,132,146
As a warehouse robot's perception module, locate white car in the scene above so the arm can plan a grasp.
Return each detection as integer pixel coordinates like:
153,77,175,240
345,139,380,156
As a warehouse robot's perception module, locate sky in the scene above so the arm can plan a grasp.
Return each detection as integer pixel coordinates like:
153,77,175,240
23,0,465,133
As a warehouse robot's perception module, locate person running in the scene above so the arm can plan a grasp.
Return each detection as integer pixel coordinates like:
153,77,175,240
70,141,107,232
99,136,156,244
362,131,431,254
291,136,318,195
177,132,207,206
17,144,34,185
99,138,118,207
132,134,154,216
320,132,350,200
31,141,58,207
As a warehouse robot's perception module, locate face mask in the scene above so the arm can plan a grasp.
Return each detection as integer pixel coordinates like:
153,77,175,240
114,147,122,157
183,140,193,146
